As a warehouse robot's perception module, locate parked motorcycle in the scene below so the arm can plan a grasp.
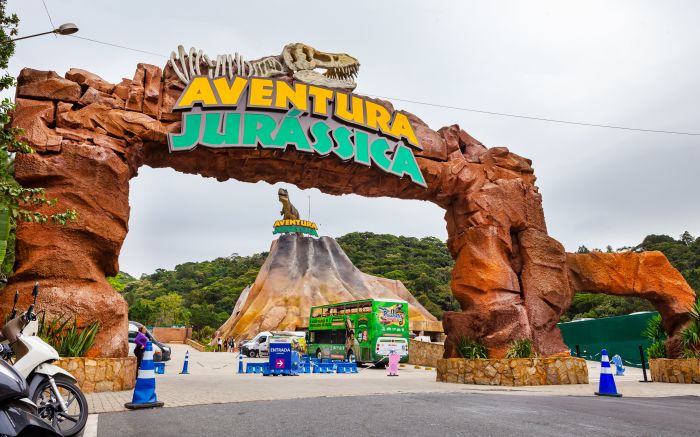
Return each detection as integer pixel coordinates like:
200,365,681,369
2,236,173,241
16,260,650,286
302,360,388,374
1,284,88,437
0,354,61,436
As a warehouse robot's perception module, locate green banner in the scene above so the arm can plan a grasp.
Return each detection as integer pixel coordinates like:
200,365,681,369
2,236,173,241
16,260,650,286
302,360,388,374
273,225,318,237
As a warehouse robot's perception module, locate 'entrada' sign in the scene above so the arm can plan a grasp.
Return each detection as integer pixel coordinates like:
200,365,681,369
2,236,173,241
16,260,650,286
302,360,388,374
167,76,427,187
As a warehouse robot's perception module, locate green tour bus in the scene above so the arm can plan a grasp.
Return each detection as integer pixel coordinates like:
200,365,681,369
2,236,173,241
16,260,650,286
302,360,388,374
307,298,410,364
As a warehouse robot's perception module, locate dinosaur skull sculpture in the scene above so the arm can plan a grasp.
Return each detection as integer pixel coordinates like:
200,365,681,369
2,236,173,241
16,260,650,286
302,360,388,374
169,43,360,90
281,43,360,90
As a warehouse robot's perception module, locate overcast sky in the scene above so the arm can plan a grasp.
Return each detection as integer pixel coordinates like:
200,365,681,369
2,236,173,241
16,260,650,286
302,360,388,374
5,1,699,276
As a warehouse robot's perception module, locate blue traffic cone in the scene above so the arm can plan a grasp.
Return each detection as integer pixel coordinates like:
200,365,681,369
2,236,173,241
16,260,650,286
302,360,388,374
180,350,190,374
595,349,622,397
125,341,165,409
238,352,244,374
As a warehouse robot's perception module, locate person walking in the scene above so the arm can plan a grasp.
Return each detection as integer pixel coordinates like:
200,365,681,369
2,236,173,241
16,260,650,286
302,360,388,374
134,326,148,380
217,336,223,352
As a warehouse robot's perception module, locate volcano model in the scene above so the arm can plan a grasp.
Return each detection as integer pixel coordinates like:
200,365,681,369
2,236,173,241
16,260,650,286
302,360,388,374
217,234,441,341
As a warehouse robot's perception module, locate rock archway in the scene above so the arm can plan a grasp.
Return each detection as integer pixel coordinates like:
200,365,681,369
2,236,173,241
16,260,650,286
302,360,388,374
5,51,696,358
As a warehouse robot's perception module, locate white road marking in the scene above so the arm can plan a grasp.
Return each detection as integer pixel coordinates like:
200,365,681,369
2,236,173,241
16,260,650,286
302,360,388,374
83,414,98,437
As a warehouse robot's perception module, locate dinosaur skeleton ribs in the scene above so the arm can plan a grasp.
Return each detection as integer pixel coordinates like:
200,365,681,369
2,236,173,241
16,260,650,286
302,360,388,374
169,43,360,90
169,46,286,84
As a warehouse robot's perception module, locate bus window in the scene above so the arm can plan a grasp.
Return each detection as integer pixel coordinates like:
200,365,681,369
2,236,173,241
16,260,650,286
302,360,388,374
311,330,332,344
322,307,330,317
330,307,338,316
331,329,346,345
311,307,322,318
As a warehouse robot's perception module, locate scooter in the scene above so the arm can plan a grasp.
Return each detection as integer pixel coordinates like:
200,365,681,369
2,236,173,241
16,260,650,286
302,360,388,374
0,350,61,436
1,284,88,437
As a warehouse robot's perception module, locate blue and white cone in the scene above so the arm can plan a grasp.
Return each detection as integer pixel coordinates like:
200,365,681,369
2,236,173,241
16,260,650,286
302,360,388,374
238,352,244,374
180,350,190,374
595,349,622,397
125,341,165,409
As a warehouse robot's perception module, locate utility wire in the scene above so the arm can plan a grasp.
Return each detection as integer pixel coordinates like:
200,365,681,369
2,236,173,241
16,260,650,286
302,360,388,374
62,35,700,137
40,0,56,38
365,94,700,136
68,35,168,58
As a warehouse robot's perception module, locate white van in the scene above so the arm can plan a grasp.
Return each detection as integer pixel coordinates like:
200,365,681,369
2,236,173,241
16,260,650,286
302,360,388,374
240,331,304,358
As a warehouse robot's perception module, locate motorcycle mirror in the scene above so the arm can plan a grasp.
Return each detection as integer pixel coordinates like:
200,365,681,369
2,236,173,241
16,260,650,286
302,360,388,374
25,282,39,317
9,289,19,319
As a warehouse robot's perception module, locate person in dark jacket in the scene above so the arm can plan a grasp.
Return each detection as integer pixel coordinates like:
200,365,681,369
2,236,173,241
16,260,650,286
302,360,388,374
134,326,148,377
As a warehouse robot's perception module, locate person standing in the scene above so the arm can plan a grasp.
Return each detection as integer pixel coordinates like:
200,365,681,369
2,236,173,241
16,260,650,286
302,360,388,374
134,326,148,379
217,336,223,352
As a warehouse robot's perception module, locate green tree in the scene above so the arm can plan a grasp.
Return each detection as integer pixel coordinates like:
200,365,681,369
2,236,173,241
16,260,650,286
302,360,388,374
680,231,694,246
153,293,189,326
189,303,228,330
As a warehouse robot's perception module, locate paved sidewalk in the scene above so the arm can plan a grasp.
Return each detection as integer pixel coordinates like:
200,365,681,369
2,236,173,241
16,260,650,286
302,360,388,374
85,344,699,414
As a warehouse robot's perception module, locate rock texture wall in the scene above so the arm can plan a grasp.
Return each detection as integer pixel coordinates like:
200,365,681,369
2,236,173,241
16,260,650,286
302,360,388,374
55,356,136,393
152,327,190,344
649,359,700,384
408,339,444,369
566,252,696,357
5,60,697,358
437,357,588,386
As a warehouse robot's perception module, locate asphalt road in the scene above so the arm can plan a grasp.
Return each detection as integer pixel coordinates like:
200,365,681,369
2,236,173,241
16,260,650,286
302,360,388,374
98,393,700,437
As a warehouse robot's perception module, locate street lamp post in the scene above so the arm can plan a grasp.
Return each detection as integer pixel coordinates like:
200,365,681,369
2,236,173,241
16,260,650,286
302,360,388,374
11,23,78,42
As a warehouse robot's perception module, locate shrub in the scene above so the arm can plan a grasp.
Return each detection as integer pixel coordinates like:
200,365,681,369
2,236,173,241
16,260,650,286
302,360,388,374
643,314,667,359
456,337,488,359
643,314,666,342
505,338,534,359
646,340,667,359
193,325,215,344
681,300,700,358
38,313,99,357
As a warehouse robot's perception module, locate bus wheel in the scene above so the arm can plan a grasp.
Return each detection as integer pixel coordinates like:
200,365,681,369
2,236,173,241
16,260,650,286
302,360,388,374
316,349,322,359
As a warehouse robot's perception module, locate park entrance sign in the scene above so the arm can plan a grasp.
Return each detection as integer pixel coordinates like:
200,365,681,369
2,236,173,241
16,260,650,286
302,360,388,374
6,42,695,360
168,76,427,187
273,219,318,237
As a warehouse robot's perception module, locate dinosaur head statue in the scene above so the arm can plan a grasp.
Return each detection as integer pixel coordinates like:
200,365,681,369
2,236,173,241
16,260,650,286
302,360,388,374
278,188,290,200
282,43,360,90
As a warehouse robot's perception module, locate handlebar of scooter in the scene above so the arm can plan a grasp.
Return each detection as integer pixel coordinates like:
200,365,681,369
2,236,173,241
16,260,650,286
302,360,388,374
0,283,39,344
25,282,39,321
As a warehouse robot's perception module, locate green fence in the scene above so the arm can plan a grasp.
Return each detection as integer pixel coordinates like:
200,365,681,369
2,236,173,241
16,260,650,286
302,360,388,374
558,311,656,368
